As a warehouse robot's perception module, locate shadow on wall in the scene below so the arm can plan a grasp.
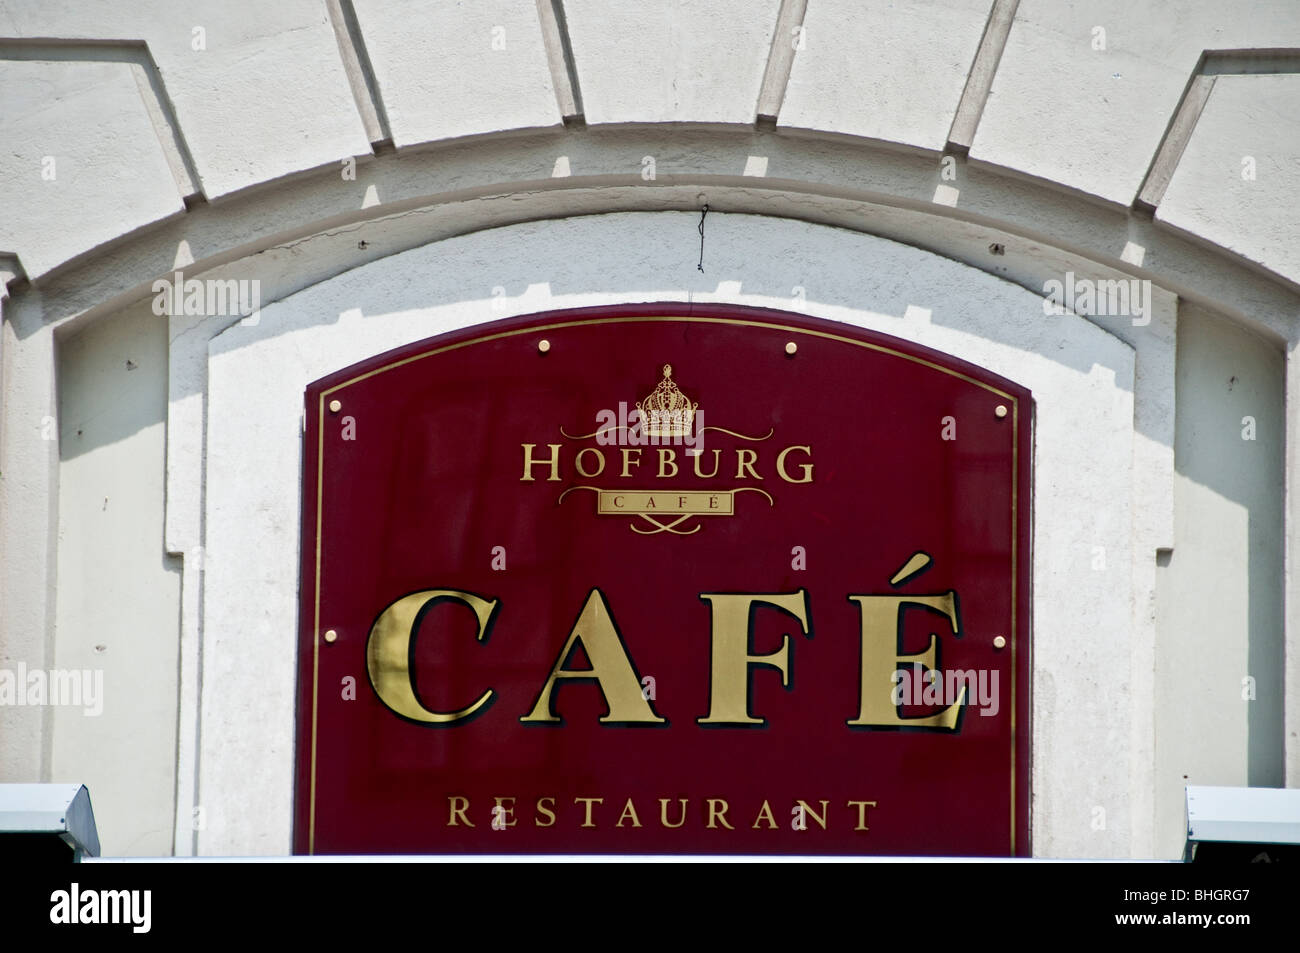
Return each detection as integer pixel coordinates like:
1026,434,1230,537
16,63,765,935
1165,302,1285,791
57,299,166,462
207,210,1136,389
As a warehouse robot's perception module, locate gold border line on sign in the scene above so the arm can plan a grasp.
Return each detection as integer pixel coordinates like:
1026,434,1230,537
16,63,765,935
1011,400,1019,855
318,317,1018,401
308,316,1021,855
310,393,323,854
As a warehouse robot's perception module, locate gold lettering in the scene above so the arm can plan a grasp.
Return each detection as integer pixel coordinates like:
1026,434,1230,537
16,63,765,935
520,588,666,724
521,443,562,481
796,799,829,830
776,445,814,483
575,447,606,478
846,800,878,831
697,590,811,726
847,592,964,729
366,590,497,725
657,448,678,478
575,797,603,828
693,448,721,478
493,796,518,828
448,796,473,827
535,797,556,827
706,798,734,829
616,798,643,828
735,448,762,479
620,448,641,477
752,800,777,829
660,798,688,828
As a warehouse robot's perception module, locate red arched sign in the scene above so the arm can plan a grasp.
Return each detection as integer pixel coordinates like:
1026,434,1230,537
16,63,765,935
294,303,1032,855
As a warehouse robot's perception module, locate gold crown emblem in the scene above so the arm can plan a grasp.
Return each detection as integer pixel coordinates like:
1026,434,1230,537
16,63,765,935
636,364,698,437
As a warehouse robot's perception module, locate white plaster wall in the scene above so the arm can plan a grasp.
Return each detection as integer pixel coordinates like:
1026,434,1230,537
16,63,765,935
1159,73,1300,286
353,0,561,147
0,0,372,199
0,292,58,788
780,0,989,148
196,211,1140,857
564,0,781,125
1153,303,1285,858
53,302,179,856
973,0,1300,206
0,59,183,279
1,0,1298,294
